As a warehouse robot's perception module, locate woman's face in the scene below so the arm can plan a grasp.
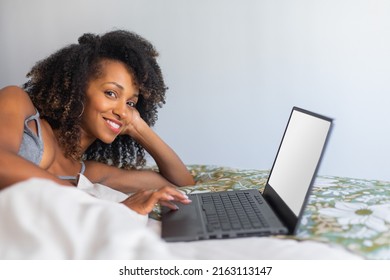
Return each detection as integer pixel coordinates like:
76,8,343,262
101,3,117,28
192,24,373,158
81,59,139,145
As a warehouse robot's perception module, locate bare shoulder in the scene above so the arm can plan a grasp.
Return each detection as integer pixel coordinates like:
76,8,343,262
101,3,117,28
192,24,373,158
0,86,38,153
0,85,29,98
0,86,36,116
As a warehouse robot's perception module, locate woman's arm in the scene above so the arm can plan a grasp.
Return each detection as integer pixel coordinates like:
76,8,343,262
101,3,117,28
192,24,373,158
84,161,193,214
0,149,74,189
0,86,73,190
84,160,181,193
122,108,195,187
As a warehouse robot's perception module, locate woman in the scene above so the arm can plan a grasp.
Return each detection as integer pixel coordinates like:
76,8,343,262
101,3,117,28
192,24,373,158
0,30,194,214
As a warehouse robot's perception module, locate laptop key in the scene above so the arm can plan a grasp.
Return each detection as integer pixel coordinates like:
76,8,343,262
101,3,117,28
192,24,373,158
206,224,214,232
203,205,216,215
221,223,231,230
231,223,242,230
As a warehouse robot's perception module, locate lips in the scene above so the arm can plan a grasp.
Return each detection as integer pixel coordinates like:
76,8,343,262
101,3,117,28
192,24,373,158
104,118,123,134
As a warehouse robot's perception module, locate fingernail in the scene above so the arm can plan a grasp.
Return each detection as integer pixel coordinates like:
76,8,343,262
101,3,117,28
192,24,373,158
167,195,175,200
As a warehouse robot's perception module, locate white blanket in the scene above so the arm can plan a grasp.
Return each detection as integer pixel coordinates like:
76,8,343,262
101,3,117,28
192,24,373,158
0,178,362,260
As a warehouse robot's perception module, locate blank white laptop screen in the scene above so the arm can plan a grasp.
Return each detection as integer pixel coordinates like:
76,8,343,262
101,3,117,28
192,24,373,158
268,109,332,216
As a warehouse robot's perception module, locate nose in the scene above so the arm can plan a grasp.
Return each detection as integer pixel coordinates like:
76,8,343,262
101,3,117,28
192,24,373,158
113,101,128,119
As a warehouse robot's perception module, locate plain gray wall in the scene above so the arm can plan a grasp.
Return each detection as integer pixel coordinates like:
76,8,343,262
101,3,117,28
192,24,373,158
1,0,389,181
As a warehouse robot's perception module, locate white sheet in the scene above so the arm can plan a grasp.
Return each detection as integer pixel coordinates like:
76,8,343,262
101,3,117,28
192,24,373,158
0,178,362,260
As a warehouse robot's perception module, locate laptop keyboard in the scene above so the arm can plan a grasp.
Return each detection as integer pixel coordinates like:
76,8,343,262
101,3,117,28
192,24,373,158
200,191,269,233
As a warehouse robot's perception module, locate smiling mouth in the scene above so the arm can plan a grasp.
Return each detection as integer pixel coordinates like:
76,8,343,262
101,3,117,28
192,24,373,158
104,118,122,133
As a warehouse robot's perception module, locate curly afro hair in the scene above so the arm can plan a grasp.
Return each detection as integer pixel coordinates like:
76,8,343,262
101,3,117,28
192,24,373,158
23,30,167,169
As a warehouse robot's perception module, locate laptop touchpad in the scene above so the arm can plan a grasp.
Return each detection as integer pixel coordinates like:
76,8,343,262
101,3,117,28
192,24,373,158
161,197,204,241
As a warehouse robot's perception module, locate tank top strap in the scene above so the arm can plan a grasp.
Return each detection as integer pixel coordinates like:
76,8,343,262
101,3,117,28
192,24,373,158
18,110,44,165
57,161,86,181
25,110,42,137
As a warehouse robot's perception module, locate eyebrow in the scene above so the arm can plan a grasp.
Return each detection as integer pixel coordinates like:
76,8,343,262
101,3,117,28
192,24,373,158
102,82,140,98
103,82,124,90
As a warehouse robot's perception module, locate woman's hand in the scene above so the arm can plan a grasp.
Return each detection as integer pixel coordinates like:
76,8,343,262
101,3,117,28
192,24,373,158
121,186,192,215
120,107,144,138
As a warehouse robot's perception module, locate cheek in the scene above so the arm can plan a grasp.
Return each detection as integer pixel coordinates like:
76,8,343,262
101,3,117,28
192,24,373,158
80,103,102,126
85,97,109,113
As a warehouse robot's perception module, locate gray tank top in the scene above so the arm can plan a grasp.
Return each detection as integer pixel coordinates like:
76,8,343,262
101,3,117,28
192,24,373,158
18,110,85,180
18,111,44,165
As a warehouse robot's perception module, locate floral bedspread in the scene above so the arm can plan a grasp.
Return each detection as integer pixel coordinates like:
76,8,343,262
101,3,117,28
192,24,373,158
154,165,390,260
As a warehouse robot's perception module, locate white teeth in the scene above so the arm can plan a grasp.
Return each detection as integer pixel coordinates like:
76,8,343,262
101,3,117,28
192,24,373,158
106,120,120,129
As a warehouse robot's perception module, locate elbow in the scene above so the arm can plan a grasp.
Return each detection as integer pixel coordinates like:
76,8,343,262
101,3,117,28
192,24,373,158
178,173,196,187
180,180,195,188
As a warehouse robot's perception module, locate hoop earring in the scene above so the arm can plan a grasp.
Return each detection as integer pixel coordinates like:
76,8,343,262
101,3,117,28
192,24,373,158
78,102,85,118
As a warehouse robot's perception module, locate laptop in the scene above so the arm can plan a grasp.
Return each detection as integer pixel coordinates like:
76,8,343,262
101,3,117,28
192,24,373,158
162,107,333,242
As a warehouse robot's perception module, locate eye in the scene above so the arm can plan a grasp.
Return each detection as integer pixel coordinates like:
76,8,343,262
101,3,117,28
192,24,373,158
127,101,136,108
104,90,117,98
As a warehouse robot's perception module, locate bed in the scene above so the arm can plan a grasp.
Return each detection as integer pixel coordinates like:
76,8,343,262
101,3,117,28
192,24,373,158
1,165,389,260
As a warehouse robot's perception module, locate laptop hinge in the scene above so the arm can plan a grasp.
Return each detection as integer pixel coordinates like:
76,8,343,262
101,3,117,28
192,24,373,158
262,184,297,234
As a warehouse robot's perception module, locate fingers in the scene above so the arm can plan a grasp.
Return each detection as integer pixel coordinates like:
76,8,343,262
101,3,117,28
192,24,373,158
156,186,192,203
120,108,143,136
149,186,191,210
122,186,192,215
160,200,180,210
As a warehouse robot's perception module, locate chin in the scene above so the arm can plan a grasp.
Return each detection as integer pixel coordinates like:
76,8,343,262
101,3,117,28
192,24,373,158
99,136,117,144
